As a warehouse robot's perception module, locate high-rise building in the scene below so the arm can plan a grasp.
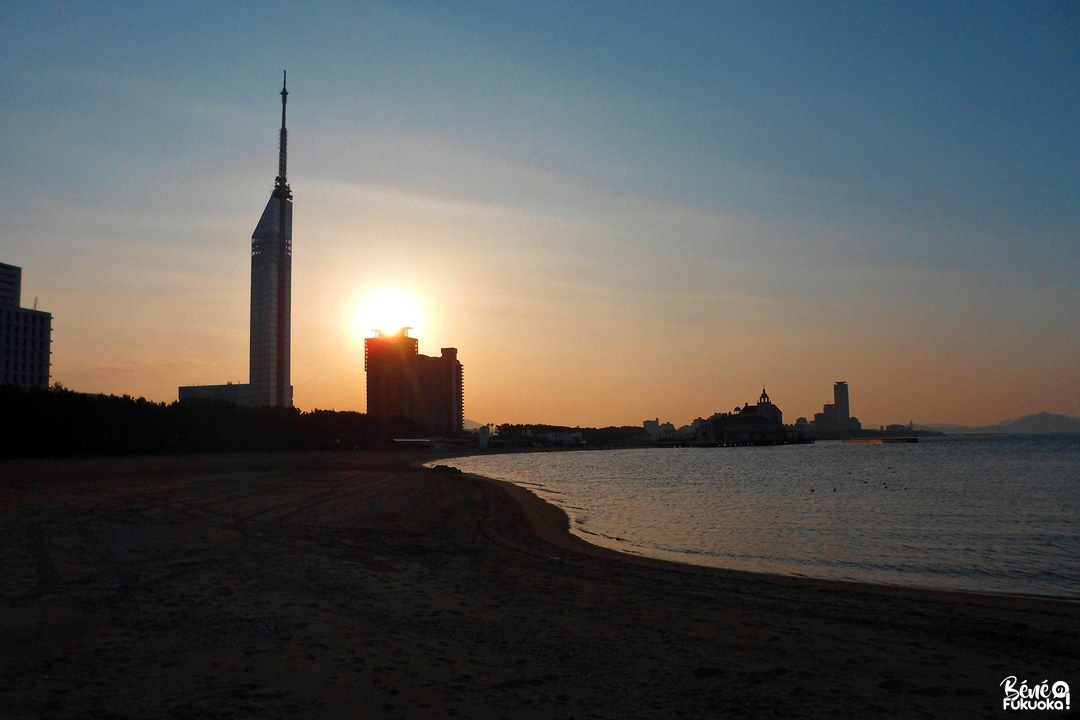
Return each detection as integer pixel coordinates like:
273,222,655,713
0,263,20,307
809,380,856,435
180,74,293,407
248,74,293,408
0,263,52,390
833,381,850,428
365,328,463,436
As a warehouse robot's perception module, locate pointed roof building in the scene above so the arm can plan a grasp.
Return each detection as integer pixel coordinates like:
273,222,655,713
248,71,294,407
180,73,294,407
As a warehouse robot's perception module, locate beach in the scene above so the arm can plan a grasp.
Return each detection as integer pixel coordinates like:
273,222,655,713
1,452,1077,719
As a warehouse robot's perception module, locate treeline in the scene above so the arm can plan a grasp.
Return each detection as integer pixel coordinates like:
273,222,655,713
1,385,419,458
1,385,653,458
494,423,650,447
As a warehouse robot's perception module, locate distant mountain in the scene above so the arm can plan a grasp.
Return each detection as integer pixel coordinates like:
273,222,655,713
463,418,486,431
991,412,1080,434
917,412,1080,435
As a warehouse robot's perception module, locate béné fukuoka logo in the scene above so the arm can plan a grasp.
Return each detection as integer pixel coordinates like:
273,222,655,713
1001,676,1070,711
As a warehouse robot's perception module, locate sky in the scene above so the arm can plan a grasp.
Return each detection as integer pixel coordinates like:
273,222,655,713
2,1,1078,428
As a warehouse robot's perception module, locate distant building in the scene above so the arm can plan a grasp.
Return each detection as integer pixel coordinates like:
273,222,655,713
646,388,788,446
180,75,293,407
365,328,463,436
643,419,678,443
178,382,253,404
809,381,861,436
536,431,583,447
695,388,785,445
833,381,850,426
0,263,52,390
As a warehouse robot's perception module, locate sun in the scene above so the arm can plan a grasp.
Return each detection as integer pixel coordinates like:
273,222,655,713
351,287,428,341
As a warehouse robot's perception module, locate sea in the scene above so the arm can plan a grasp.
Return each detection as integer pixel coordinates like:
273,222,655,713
435,435,1080,599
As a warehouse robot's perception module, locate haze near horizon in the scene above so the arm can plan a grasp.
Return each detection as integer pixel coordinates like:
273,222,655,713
2,2,1077,428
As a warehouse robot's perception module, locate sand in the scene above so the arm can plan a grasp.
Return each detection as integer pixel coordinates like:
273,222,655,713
1,451,1077,719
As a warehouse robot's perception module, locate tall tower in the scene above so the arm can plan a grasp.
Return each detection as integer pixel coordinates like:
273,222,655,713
833,381,850,430
249,72,293,407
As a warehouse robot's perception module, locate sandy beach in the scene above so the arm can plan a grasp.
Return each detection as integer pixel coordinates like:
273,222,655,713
1,451,1077,719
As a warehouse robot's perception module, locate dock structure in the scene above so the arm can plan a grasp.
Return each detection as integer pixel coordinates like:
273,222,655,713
842,437,919,444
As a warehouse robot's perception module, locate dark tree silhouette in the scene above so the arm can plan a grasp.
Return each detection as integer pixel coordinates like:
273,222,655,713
0,384,420,458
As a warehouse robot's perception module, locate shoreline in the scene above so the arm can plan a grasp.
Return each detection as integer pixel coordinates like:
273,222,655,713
453,465,1080,613
429,452,1080,608
3,450,1078,718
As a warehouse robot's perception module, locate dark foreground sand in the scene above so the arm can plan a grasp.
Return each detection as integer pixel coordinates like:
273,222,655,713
1,452,1077,719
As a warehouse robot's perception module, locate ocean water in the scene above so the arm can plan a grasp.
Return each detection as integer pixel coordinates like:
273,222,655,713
437,435,1080,599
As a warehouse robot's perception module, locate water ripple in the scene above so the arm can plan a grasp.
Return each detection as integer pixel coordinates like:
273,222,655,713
444,435,1080,598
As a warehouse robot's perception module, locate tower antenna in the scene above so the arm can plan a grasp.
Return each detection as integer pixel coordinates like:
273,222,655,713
275,70,290,196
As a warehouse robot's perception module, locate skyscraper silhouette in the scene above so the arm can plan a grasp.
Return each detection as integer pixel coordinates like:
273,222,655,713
179,74,294,406
248,72,293,407
833,381,850,429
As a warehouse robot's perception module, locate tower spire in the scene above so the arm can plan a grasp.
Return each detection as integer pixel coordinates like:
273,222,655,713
274,70,290,198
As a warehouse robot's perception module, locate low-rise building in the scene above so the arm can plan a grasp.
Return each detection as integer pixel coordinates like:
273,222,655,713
694,388,786,446
646,388,789,447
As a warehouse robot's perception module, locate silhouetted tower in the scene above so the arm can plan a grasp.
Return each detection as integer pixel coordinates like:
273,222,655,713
756,386,782,424
833,381,850,430
249,72,293,407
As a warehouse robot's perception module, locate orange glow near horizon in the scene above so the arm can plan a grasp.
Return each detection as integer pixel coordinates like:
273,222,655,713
349,287,429,343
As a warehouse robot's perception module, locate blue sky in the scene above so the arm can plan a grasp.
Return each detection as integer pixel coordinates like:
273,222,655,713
2,1,1077,425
